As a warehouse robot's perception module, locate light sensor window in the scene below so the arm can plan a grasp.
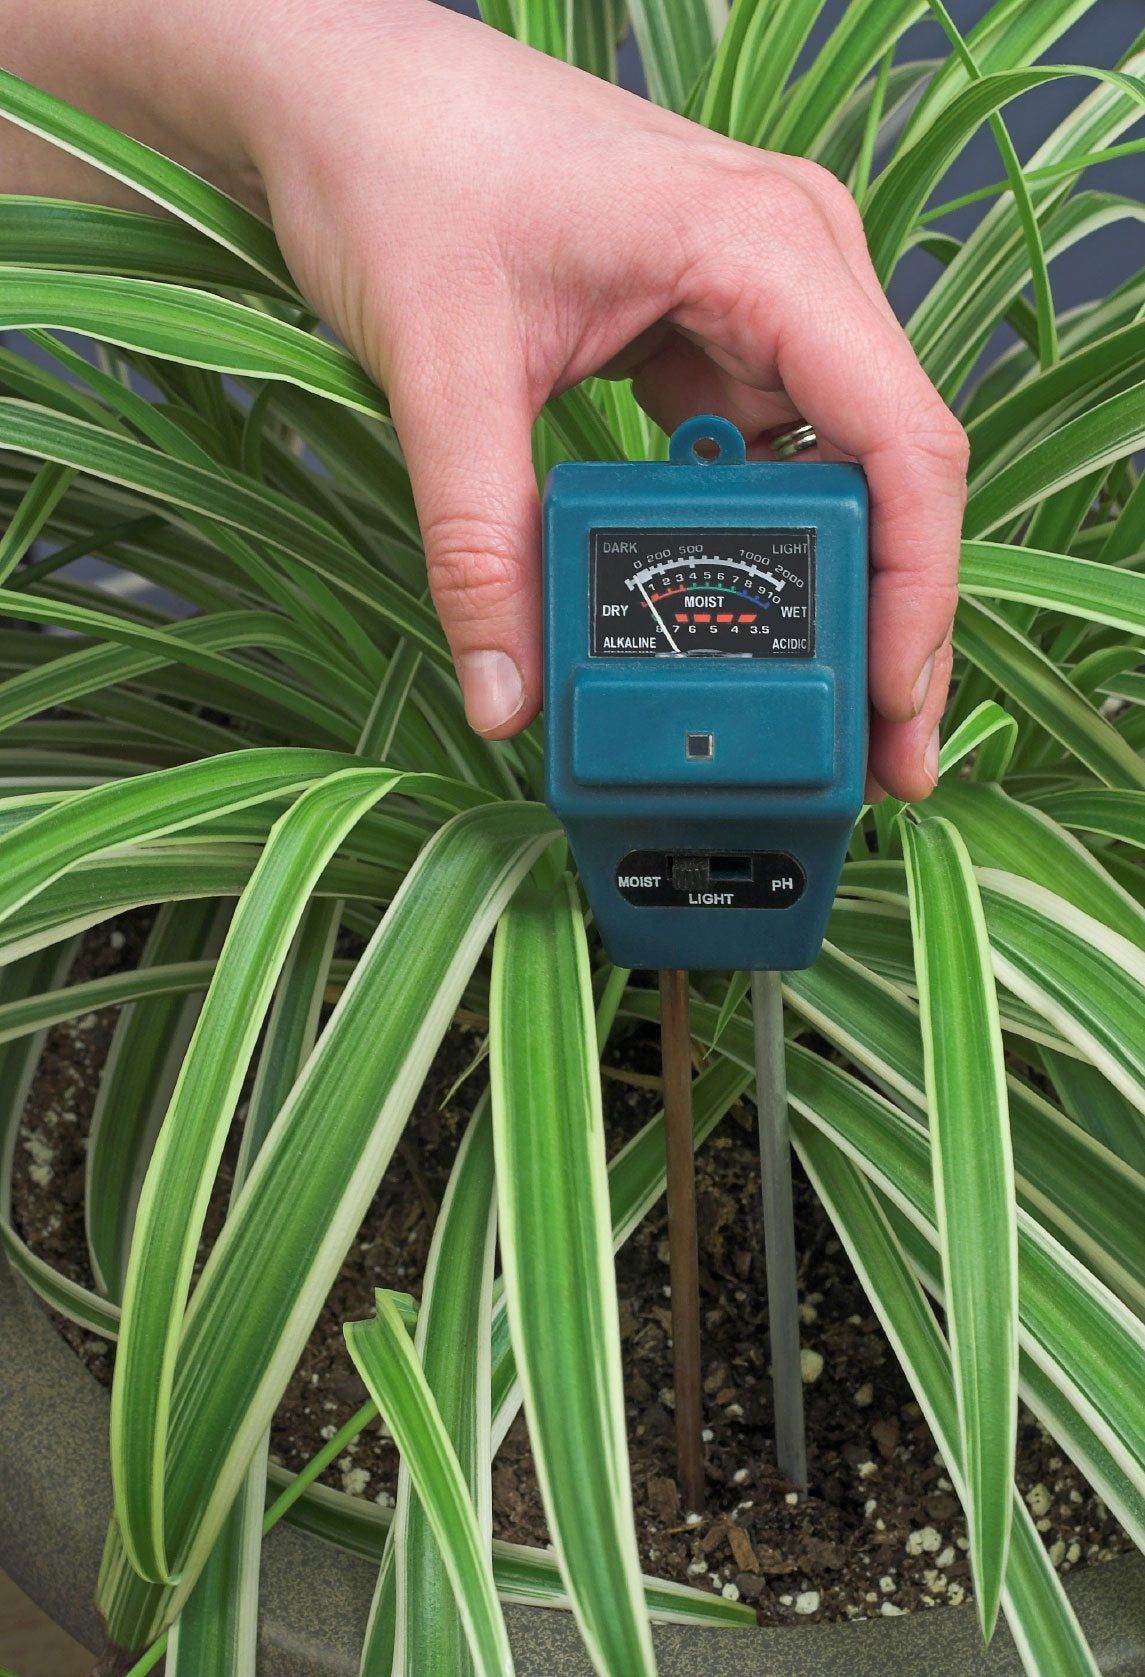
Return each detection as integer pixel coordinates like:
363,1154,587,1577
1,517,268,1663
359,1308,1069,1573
685,731,714,761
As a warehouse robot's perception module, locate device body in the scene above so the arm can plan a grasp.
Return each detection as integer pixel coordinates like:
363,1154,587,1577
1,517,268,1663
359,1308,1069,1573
543,415,868,971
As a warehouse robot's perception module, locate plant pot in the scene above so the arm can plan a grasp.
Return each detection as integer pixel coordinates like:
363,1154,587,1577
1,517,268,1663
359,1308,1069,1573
3,1260,1142,1677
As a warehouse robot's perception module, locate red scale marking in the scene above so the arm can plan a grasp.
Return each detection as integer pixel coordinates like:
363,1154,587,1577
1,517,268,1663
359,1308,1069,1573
738,613,756,623
716,613,734,623
674,613,688,624
693,613,711,623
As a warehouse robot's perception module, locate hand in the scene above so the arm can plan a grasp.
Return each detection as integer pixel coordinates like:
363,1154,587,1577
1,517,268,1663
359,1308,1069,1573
9,0,969,800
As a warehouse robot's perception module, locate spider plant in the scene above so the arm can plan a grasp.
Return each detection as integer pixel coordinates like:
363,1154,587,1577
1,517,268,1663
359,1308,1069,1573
0,3,1143,1675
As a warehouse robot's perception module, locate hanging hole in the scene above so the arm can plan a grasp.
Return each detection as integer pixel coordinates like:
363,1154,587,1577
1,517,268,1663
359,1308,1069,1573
669,416,746,466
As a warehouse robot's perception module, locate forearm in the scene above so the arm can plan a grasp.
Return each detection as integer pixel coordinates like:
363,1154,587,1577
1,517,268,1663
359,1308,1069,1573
0,0,272,208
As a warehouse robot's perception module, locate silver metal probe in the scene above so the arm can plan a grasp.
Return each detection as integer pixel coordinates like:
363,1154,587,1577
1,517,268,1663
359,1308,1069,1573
750,969,808,1492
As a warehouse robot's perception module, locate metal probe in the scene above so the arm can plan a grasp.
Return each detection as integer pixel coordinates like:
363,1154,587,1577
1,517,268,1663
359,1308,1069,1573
658,968,706,1513
750,970,808,1492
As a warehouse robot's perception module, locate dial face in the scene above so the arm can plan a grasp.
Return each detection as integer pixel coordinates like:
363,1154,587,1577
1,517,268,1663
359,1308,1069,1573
590,527,815,658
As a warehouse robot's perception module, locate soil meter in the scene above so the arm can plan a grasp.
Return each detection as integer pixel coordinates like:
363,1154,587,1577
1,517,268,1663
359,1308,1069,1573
543,414,868,973
543,414,869,1506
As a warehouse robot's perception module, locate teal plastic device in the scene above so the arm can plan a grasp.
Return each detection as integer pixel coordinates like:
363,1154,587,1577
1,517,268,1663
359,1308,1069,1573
543,415,868,971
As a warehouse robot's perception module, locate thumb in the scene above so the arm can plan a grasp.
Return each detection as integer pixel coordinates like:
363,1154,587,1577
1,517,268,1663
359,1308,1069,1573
388,361,541,738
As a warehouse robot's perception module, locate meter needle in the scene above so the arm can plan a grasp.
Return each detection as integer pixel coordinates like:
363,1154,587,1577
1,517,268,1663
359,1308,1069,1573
637,576,682,654
751,970,808,1493
658,969,706,1513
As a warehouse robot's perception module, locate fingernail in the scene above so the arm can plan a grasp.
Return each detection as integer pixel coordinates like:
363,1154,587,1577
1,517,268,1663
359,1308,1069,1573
458,650,524,734
924,725,940,788
911,653,936,716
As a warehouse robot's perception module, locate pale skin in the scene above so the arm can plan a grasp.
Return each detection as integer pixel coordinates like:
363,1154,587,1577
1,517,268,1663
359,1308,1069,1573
2,0,968,800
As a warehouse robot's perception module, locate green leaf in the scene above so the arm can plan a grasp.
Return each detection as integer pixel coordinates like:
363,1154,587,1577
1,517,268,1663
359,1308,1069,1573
540,385,624,465
165,1458,263,1677
819,59,940,184
954,599,1145,791
711,969,750,1048
0,69,295,294
768,0,926,157
626,0,727,113
886,1197,1145,1554
965,379,1145,536
921,137,1145,227
0,1235,108,1349
384,1104,498,1677
113,767,404,1582
910,39,1145,397
639,938,1145,1393
86,902,222,1300
0,748,363,934
0,270,386,419
1031,788,1145,850
0,609,354,749
700,0,828,144
851,47,895,203
0,588,362,745
922,1,1058,370
0,940,121,1337
269,1469,755,1626
980,873,1145,1116
966,320,1145,476
794,1129,1099,1677
569,0,622,80
476,0,517,37
0,461,74,584
902,0,1106,149
0,849,387,970
924,781,1145,950
345,1293,514,1677
593,962,631,1050
169,898,343,1672
785,1043,1145,1523
1041,1048,1145,1176
0,196,290,293
490,876,655,1676
960,539,1145,635
0,402,446,662
901,817,1016,1638
867,67,1145,284
358,618,427,764
111,803,555,1608
491,1051,753,1446
937,699,1017,781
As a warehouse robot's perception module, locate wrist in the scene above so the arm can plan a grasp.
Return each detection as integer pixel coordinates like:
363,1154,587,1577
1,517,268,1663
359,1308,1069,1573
100,0,270,202
213,0,431,189
3,0,278,206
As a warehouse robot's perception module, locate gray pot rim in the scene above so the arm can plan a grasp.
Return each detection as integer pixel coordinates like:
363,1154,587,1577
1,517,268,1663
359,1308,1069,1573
2,1257,1143,1676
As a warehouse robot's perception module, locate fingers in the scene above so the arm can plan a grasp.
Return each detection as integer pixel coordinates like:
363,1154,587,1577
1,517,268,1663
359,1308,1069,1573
668,170,966,766
630,330,801,448
869,633,953,802
631,309,957,803
387,351,541,738
759,294,963,727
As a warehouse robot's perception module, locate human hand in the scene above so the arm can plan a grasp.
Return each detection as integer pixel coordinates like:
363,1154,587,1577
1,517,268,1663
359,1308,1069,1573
11,0,968,800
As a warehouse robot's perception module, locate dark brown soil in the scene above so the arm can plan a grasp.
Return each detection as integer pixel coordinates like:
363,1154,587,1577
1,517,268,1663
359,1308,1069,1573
9,923,1130,1625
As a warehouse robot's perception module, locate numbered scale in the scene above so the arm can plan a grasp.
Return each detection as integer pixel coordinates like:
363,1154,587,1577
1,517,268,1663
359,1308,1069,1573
590,527,814,659
543,415,869,1503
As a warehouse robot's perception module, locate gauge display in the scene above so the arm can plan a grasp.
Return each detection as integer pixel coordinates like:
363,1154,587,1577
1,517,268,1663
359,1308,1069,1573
590,527,815,658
